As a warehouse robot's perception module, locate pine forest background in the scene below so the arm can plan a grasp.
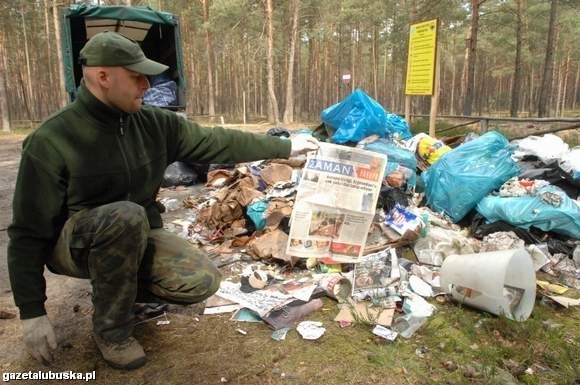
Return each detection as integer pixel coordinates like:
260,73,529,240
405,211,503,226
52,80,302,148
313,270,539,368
0,0,578,129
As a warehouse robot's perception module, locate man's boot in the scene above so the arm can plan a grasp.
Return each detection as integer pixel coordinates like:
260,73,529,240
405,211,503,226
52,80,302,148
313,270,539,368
93,334,147,370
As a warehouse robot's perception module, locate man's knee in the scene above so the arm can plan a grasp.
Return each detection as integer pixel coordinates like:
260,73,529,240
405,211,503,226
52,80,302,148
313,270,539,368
148,263,222,304
96,201,149,234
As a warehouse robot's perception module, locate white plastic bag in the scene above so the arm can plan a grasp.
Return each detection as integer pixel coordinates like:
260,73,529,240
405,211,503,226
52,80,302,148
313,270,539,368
512,134,569,164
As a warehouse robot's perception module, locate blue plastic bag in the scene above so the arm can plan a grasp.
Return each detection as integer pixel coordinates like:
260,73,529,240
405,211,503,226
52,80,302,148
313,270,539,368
477,185,580,239
247,200,268,231
422,131,520,222
363,139,417,191
321,89,389,143
385,113,412,140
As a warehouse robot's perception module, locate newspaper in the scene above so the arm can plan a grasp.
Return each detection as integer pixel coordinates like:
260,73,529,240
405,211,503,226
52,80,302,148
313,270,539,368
286,143,387,262
216,281,292,317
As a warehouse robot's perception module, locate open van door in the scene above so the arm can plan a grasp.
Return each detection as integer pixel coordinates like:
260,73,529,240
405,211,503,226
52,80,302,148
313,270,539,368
61,4,186,111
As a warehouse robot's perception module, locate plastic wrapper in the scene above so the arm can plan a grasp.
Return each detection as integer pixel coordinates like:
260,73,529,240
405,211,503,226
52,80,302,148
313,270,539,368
247,200,268,231
422,131,520,222
143,74,177,106
476,184,580,239
413,226,476,266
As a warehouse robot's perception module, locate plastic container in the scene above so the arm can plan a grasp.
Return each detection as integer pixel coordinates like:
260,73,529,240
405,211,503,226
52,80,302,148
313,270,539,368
440,249,536,321
392,314,427,338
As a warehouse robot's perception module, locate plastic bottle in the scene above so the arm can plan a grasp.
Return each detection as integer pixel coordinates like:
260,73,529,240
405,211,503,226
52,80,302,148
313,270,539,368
392,314,427,338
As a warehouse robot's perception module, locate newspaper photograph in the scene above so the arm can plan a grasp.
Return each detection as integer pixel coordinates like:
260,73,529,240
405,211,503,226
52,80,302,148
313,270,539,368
286,142,387,262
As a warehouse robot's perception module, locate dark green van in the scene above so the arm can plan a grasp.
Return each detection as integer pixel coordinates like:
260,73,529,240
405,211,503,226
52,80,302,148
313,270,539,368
61,4,186,111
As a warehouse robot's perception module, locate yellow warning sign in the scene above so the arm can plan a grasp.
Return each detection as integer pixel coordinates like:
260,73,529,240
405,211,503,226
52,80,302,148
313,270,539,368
405,19,438,96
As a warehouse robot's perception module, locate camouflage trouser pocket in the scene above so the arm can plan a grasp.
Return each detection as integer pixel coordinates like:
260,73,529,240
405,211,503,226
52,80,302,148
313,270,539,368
139,229,222,304
49,209,92,278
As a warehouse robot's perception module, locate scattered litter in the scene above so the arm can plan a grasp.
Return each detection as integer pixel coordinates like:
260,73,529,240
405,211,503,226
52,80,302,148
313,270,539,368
271,327,291,341
440,249,536,321
545,295,580,308
392,314,427,338
409,275,433,297
415,346,429,358
480,231,525,252
527,244,551,271
319,273,352,302
402,293,436,317
155,312,170,326
262,298,323,330
536,280,568,294
385,204,424,235
372,325,398,341
352,248,399,296
155,91,578,357
296,321,326,340
160,197,181,211
230,308,264,323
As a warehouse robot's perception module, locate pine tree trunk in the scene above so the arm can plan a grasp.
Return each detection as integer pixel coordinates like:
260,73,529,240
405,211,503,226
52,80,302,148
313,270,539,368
0,27,10,132
510,0,523,117
350,25,356,93
265,0,280,123
43,0,54,112
282,0,299,124
21,8,35,120
463,0,480,116
450,38,457,115
559,49,570,116
53,0,67,107
572,64,579,111
538,0,558,117
372,25,378,98
201,0,216,117
382,43,388,104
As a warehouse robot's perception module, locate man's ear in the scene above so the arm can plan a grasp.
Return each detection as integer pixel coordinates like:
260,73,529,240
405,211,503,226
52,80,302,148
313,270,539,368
95,68,112,89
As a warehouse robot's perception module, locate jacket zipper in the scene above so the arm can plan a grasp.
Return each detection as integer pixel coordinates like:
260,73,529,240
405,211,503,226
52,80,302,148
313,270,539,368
117,115,132,200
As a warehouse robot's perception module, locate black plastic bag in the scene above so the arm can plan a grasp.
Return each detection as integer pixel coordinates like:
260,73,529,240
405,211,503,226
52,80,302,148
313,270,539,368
162,162,199,187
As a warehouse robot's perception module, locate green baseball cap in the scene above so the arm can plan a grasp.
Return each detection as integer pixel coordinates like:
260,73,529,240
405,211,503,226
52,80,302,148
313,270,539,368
79,31,168,75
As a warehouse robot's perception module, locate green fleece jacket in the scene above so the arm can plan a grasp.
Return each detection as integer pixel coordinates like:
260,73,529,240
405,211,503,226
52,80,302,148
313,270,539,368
8,84,291,320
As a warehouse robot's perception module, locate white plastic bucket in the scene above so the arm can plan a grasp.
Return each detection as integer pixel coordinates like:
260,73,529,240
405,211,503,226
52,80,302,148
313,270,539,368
440,248,536,321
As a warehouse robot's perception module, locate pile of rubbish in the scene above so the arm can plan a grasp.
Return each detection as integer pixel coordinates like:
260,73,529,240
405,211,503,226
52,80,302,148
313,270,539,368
160,89,579,342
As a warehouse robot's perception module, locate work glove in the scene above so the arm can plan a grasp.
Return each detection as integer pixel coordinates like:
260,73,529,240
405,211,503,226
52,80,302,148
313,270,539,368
22,315,58,365
290,136,320,157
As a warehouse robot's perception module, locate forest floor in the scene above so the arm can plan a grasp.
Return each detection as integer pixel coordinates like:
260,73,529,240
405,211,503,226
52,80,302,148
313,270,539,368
0,123,578,385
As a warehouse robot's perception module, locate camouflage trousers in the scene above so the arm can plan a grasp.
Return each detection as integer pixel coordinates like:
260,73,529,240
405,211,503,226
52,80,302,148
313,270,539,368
48,201,221,343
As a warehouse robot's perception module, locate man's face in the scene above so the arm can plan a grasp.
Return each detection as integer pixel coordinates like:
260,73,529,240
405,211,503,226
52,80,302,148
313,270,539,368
105,67,150,113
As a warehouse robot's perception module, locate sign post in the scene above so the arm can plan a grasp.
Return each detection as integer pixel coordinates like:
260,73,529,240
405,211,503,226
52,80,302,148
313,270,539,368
405,19,439,136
